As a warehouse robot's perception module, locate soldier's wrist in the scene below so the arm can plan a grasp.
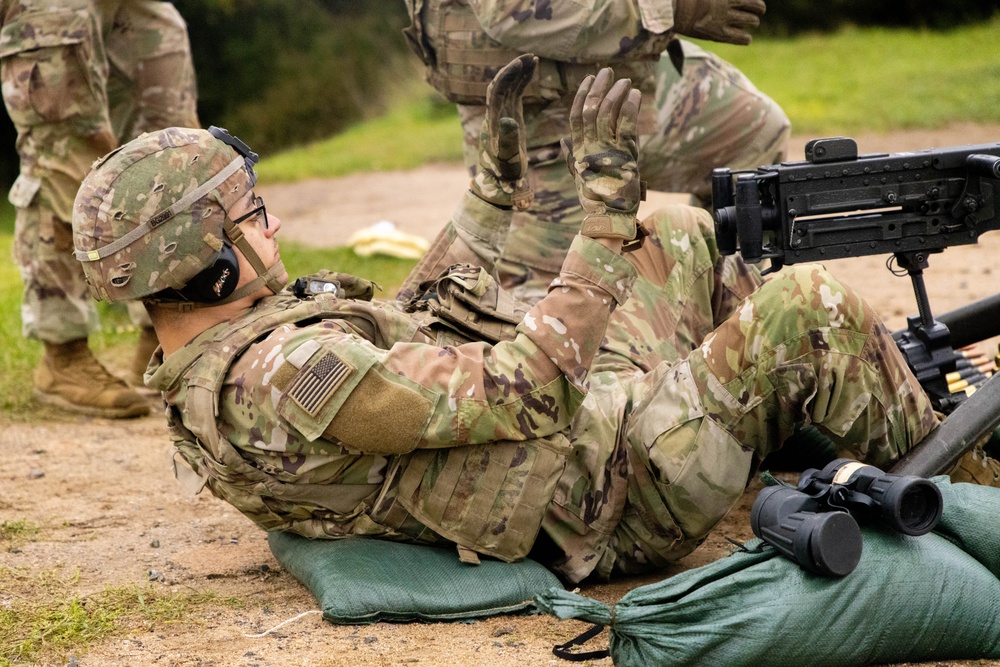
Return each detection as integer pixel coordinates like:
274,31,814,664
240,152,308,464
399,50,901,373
455,190,514,245
580,211,638,242
471,172,532,210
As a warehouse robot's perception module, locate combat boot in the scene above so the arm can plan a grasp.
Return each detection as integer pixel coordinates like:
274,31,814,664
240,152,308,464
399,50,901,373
949,446,1000,487
33,339,151,418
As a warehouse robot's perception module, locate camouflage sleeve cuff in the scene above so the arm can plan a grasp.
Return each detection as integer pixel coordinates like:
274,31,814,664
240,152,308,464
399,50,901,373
556,235,637,305
637,0,674,33
452,190,513,262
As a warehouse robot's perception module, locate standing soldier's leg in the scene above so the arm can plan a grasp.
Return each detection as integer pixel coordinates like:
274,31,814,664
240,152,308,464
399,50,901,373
105,0,198,139
0,0,148,416
640,40,791,204
612,265,940,574
105,0,199,386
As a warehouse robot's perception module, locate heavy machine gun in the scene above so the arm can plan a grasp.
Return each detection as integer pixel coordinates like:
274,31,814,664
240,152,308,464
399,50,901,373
711,137,1000,478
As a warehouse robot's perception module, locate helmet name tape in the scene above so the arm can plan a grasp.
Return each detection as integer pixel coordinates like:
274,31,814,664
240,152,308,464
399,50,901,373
148,209,173,227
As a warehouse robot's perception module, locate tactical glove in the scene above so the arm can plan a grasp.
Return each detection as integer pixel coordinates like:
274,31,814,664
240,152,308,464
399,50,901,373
673,0,767,45
562,68,644,245
470,53,537,210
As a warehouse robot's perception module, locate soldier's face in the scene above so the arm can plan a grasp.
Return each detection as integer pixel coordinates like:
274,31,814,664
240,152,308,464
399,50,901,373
230,191,288,289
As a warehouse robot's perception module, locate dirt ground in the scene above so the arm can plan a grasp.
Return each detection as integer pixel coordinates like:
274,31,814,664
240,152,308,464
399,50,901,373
3,124,1000,667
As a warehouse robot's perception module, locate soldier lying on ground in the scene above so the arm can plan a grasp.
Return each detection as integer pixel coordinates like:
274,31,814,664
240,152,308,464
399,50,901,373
71,56,991,584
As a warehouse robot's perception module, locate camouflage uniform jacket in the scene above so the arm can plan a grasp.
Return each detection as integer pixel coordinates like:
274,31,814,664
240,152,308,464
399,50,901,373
406,0,675,142
148,193,638,581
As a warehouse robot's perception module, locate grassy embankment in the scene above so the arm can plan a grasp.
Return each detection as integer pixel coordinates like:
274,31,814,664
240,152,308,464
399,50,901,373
2,19,999,417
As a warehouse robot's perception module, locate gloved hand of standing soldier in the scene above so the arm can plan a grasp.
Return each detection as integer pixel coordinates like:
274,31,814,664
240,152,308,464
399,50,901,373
562,68,644,248
672,0,767,45
470,53,538,210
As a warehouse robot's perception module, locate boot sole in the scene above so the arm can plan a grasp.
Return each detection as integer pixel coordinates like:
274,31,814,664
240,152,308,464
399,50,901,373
32,388,151,419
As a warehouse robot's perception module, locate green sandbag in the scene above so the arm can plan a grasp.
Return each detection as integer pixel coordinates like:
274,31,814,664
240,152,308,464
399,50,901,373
268,532,562,624
933,479,1000,575
537,478,1000,666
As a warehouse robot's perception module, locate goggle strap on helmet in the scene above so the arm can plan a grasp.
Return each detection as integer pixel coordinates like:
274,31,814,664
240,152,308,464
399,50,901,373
74,156,246,263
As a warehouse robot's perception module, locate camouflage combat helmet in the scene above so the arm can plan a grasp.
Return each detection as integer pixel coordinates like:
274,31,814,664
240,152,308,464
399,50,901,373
72,126,286,307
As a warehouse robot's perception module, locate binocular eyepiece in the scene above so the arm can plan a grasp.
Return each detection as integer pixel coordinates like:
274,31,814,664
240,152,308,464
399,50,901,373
750,459,943,577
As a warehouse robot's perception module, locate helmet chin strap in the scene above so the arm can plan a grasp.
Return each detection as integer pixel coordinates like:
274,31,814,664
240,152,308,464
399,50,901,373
211,218,287,305
148,218,287,311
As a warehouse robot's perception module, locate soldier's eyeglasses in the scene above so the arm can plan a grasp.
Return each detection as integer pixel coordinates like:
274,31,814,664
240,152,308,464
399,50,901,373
232,194,268,229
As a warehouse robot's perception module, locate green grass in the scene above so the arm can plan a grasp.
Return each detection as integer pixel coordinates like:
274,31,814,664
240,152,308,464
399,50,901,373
699,16,1000,134
257,95,463,183
0,578,242,666
0,520,40,551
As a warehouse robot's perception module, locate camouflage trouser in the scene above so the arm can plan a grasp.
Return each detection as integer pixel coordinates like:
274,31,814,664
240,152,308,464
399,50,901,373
454,40,791,302
603,231,939,575
536,204,761,581
0,0,198,342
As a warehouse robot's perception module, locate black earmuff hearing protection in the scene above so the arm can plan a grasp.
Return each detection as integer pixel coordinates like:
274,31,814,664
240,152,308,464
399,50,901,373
175,242,241,302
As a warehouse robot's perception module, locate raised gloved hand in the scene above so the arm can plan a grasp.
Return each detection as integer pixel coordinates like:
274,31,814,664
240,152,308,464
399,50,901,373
470,53,537,210
673,0,767,45
562,68,644,245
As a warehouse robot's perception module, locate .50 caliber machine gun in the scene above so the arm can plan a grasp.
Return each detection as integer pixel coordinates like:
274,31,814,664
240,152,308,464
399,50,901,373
711,137,1000,478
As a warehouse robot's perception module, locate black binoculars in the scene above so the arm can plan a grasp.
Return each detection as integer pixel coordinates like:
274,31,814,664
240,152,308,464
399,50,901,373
750,458,943,577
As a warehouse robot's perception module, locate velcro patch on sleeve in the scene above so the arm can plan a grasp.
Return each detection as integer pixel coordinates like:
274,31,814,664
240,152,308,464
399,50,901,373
323,367,434,455
288,351,356,417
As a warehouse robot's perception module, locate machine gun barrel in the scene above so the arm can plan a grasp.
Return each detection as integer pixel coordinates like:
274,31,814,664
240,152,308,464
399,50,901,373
933,292,1000,348
892,372,1000,477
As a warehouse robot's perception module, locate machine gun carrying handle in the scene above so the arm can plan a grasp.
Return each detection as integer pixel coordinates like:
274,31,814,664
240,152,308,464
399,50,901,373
804,137,858,164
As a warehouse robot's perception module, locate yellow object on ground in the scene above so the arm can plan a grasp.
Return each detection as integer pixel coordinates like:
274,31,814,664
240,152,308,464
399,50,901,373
346,221,430,259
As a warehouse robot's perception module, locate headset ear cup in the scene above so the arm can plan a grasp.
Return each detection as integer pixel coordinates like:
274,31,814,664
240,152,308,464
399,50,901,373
177,243,241,302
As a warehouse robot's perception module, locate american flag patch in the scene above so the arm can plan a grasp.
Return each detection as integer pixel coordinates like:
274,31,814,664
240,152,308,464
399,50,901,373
288,351,355,416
